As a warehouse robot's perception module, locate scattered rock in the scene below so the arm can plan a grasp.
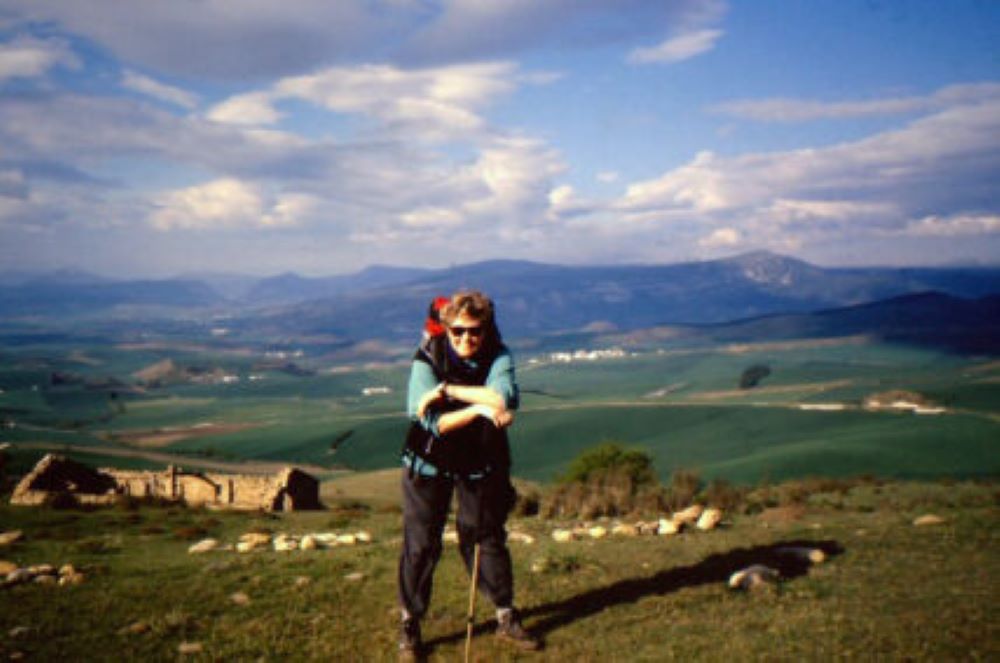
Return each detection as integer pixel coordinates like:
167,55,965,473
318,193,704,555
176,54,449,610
354,531,373,543
188,539,219,554
588,526,608,539
913,514,946,527
776,546,826,564
696,508,723,531
508,531,535,545
672,505,704,526
0,560,17,575
8,626,30,639
118,621,151,636
636,521,659,536
239,532,271,548
0,530,24,547
6,568,32,585
9,651,25,661
59,564,76,577
273,537,298,552
230,591,250,606
530,558,549,574
300,535,318,551
551,529,574,543
344,572,364,582
34,574,57,585
58,572,85,586
178,641,204,655
294,576,312,588
611,523,640,537
336,534,357,546
728,565,780,591
657,518,680,536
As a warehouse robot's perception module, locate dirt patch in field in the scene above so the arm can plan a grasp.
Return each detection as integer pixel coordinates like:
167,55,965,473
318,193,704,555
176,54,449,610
688,379,854,401
105,422,261,448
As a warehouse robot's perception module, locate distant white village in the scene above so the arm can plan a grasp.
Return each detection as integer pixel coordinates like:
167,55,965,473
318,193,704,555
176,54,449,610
527,347,632,365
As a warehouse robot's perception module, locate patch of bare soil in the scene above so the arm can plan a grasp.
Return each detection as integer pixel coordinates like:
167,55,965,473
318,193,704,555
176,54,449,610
105,422,262,448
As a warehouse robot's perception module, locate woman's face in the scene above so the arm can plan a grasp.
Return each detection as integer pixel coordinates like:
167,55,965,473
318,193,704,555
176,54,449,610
446,311,485,360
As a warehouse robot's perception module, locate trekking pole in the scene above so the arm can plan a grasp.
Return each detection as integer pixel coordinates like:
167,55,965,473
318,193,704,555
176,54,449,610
464,541,482,663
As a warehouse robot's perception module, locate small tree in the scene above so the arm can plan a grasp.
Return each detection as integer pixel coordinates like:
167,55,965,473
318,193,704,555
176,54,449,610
547,442,661,518
739,364,771,389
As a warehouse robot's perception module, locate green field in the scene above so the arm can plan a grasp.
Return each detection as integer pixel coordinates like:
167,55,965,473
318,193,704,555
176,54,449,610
2,338,998,485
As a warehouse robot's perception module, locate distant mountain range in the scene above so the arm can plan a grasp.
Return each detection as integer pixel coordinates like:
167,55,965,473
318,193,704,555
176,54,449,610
2,252,998,349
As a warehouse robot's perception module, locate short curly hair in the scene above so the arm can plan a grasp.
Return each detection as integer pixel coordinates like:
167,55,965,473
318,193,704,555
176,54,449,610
439,290,495,326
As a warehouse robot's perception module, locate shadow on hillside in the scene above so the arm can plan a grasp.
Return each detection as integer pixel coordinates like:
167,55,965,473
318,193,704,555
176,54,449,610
425,538,843,650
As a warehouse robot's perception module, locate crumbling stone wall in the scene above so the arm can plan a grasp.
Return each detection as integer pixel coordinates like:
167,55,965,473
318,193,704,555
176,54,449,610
10,454,320,511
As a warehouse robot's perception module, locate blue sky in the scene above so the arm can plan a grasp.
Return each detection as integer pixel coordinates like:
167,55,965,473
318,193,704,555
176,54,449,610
0,0,997,276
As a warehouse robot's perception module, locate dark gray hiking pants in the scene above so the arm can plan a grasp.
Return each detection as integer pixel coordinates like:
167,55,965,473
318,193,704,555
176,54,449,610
397,467,517,619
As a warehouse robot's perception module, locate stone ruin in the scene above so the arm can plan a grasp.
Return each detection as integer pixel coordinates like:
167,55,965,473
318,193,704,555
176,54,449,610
9,454,321,511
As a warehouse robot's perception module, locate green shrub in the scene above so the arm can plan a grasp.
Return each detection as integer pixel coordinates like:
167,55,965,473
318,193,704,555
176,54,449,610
560,442,656,487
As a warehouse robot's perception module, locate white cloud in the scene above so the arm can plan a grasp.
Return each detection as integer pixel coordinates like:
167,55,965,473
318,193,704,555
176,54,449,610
617,97,1000,253
628,28,723,64
699,227,741,248
399,207,464,228
271,61,516,141
0,36,79,80
596,171,619,184
121,70,199,110
712,82,1000,122
905,213,1000,237
207,92,283,126
151,178,262,230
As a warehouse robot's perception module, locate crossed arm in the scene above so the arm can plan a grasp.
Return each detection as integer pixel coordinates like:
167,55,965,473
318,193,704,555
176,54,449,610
408,352,518,436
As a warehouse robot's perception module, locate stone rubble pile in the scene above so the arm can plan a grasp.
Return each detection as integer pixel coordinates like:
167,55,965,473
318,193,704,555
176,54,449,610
551,506,725,542
188,530,375,554
2,561,85,588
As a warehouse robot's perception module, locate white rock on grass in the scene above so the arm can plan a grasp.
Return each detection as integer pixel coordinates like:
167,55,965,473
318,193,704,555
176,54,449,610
776,546,827,564
230,592,250,606
178,642,203,655
28,564,55,576
672,505,703,525
6,569,32,585
0,530,24,547
336,534,357,546
657,519,680,536
239,532,271,547
58,564,76,577
300,535,318,551
913,514,946,527
0,560,18,575
58,572,85,586
34,575,57,585
696,508,723,531
344,572,364,582
294,576,312,588
588,526,608,539
355,531,373,543
273,538,298,552
551,529,574,543
508,531,535,545
611,523,640,537
728,565,780,591
188,539,219,554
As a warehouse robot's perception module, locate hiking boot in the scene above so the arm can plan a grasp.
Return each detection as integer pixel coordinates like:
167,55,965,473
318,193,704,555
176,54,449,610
495,609,541,651
398,617,423,661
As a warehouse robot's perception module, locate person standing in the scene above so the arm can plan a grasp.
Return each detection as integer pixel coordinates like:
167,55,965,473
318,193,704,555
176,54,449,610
397,290,540,659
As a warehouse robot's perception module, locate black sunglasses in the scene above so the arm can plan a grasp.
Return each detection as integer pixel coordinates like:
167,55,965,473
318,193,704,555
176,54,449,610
448,325,484,338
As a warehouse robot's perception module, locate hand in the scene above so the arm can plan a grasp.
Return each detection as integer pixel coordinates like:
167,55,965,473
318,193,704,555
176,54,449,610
492,408,514,429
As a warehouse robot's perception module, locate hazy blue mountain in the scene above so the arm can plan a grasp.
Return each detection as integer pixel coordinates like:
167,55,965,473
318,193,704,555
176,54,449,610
249,252,1000,341
243,265,430,304
689,292,1000,353
0,278,223,316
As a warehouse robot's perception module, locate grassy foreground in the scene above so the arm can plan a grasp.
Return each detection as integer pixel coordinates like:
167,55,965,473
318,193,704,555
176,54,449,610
0,480,997,661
